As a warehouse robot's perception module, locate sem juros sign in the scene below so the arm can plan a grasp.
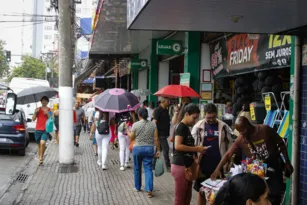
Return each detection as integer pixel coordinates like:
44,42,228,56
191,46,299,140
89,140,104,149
156,40,183,55
210,34,292,78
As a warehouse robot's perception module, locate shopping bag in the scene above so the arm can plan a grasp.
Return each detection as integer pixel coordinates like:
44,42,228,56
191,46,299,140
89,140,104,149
155,158,164,177
46,117,54,133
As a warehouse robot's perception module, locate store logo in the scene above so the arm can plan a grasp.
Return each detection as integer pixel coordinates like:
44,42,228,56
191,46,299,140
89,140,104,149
140,60,147,68
172,43,181,53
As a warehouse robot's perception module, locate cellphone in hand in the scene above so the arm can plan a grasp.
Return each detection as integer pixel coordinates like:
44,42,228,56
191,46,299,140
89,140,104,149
206,146,212,149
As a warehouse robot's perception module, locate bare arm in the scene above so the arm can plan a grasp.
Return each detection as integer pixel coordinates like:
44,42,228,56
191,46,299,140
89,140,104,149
154,128,160,150
171,112,179,125
174,135,205,153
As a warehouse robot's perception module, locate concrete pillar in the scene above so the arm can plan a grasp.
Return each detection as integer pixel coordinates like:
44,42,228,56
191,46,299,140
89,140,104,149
184,32,201,102
148,39,158,104
58,0,74,164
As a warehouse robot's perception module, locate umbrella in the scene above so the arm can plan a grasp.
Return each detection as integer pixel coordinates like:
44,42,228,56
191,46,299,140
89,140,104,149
94,88,141,113
131,89,151,97
17,86,58,104
154,85,200,98
82,100,94,110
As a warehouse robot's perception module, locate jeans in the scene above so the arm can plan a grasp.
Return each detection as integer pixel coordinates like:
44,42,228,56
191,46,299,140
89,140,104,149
133,146,154,192
118,132,130,166
95,130,110,166
153,136,171,168
171,164,193,205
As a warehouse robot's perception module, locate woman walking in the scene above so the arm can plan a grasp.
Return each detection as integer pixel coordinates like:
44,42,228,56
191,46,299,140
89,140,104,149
32,96,52,165
171,103,207,205
126,108,160,198
90,110,110,170
118,112,136,171
53,104,59,144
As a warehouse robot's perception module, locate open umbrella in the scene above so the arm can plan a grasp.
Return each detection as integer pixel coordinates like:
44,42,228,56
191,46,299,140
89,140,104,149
154,85,200,98
17,86,58,104
94,88,141,113
131,89,151,97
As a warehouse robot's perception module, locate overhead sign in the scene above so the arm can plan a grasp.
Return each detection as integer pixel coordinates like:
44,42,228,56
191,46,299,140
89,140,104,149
131,59,148,69
210,34,292,78
156,40,183,55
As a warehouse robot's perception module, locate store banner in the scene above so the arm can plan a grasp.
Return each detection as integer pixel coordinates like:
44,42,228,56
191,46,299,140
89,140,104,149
156,40,183,55
210,34,292,78
130,59,148,69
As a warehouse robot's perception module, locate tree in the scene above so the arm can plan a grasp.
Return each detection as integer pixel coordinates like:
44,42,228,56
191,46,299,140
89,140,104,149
0,40,10,78
8,55,46,81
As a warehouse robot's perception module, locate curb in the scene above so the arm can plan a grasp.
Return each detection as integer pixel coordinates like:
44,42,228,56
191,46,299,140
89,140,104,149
0,150,37,203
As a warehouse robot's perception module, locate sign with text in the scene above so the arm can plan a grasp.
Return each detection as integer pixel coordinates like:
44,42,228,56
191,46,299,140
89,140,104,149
210,34,292,78
130,59,148,69
156,40,183,55
180,73,190,87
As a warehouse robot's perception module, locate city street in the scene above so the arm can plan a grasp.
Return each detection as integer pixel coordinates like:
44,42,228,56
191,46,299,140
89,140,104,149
0,142,37,202
0,133,197,205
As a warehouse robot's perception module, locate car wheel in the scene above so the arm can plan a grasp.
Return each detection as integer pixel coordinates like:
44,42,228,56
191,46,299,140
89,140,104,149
18,148,26,156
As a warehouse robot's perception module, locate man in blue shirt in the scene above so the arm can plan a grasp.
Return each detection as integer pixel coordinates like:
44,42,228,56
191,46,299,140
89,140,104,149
191,103,233,205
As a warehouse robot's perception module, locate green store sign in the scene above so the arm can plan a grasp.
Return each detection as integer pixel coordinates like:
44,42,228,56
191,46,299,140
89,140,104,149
131,59,148,69
156,40,183,55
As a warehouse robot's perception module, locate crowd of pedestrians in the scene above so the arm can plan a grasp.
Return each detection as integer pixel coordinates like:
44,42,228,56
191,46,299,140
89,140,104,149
34,95,293,205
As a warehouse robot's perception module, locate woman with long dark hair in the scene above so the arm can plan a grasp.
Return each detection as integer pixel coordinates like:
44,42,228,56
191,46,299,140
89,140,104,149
214,173,270,205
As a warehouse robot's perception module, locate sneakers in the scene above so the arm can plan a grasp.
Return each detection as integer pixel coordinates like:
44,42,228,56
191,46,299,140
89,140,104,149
102,165,108,170
134,188,141,192
147,191,153,198
120,166,125,171
124,162,130,168
97,160,102,166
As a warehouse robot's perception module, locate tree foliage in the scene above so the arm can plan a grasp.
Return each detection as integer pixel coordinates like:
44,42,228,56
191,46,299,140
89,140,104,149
8,55,46,81
0,40,10,78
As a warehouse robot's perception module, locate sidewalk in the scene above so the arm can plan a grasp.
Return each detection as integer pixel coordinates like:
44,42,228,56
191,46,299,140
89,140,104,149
13,132,197,205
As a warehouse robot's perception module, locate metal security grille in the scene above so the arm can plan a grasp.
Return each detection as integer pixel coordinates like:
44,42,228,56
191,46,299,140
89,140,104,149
16,174,29,183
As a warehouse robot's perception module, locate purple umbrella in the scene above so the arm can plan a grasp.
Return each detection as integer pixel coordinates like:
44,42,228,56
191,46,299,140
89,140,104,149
94,88,141,113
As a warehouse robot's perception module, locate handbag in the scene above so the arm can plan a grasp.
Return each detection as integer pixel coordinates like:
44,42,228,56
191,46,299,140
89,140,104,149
155,158,164,177
184,152,205,182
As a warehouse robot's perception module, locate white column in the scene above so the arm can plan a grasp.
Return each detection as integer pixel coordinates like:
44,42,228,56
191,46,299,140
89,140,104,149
59,87,74,164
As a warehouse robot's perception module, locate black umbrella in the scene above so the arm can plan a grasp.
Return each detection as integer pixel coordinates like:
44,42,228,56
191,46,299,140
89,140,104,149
17,86,58,104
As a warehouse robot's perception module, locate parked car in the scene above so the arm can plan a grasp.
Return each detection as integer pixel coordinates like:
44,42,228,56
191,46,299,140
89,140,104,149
0,108,30,156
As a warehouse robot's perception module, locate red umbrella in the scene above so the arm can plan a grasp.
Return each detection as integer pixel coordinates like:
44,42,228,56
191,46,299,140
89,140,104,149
154,85,200,98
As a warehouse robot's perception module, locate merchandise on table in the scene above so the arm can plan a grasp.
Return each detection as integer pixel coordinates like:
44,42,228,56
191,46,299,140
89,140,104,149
241,158,267,178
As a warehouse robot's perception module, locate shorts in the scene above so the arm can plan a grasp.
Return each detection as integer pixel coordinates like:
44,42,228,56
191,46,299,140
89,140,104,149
35,130,49,143
92,136,97,145
74,125,82,136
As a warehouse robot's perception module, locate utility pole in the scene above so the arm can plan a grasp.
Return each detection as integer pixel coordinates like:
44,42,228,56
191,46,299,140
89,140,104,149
58,0,74,164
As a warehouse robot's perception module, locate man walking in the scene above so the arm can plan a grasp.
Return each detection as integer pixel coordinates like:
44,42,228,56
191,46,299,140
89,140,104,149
153,97,171,172
74,102,85,147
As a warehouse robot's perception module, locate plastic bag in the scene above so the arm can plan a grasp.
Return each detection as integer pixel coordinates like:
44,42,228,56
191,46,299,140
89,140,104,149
46,117,54,133
155,158,164,177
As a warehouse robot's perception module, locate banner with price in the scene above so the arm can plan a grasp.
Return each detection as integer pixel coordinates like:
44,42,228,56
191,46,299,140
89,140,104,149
264,95,271,111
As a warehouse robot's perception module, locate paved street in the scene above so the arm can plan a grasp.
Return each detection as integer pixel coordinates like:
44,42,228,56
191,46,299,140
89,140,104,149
0,142,37,201
0,132,197,205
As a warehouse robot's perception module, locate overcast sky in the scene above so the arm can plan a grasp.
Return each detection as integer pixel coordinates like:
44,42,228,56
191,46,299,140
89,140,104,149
0,0,34,66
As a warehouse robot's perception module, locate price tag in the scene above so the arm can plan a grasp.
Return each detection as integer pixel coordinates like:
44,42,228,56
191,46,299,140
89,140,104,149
250,103,256,121
264,95,271,111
